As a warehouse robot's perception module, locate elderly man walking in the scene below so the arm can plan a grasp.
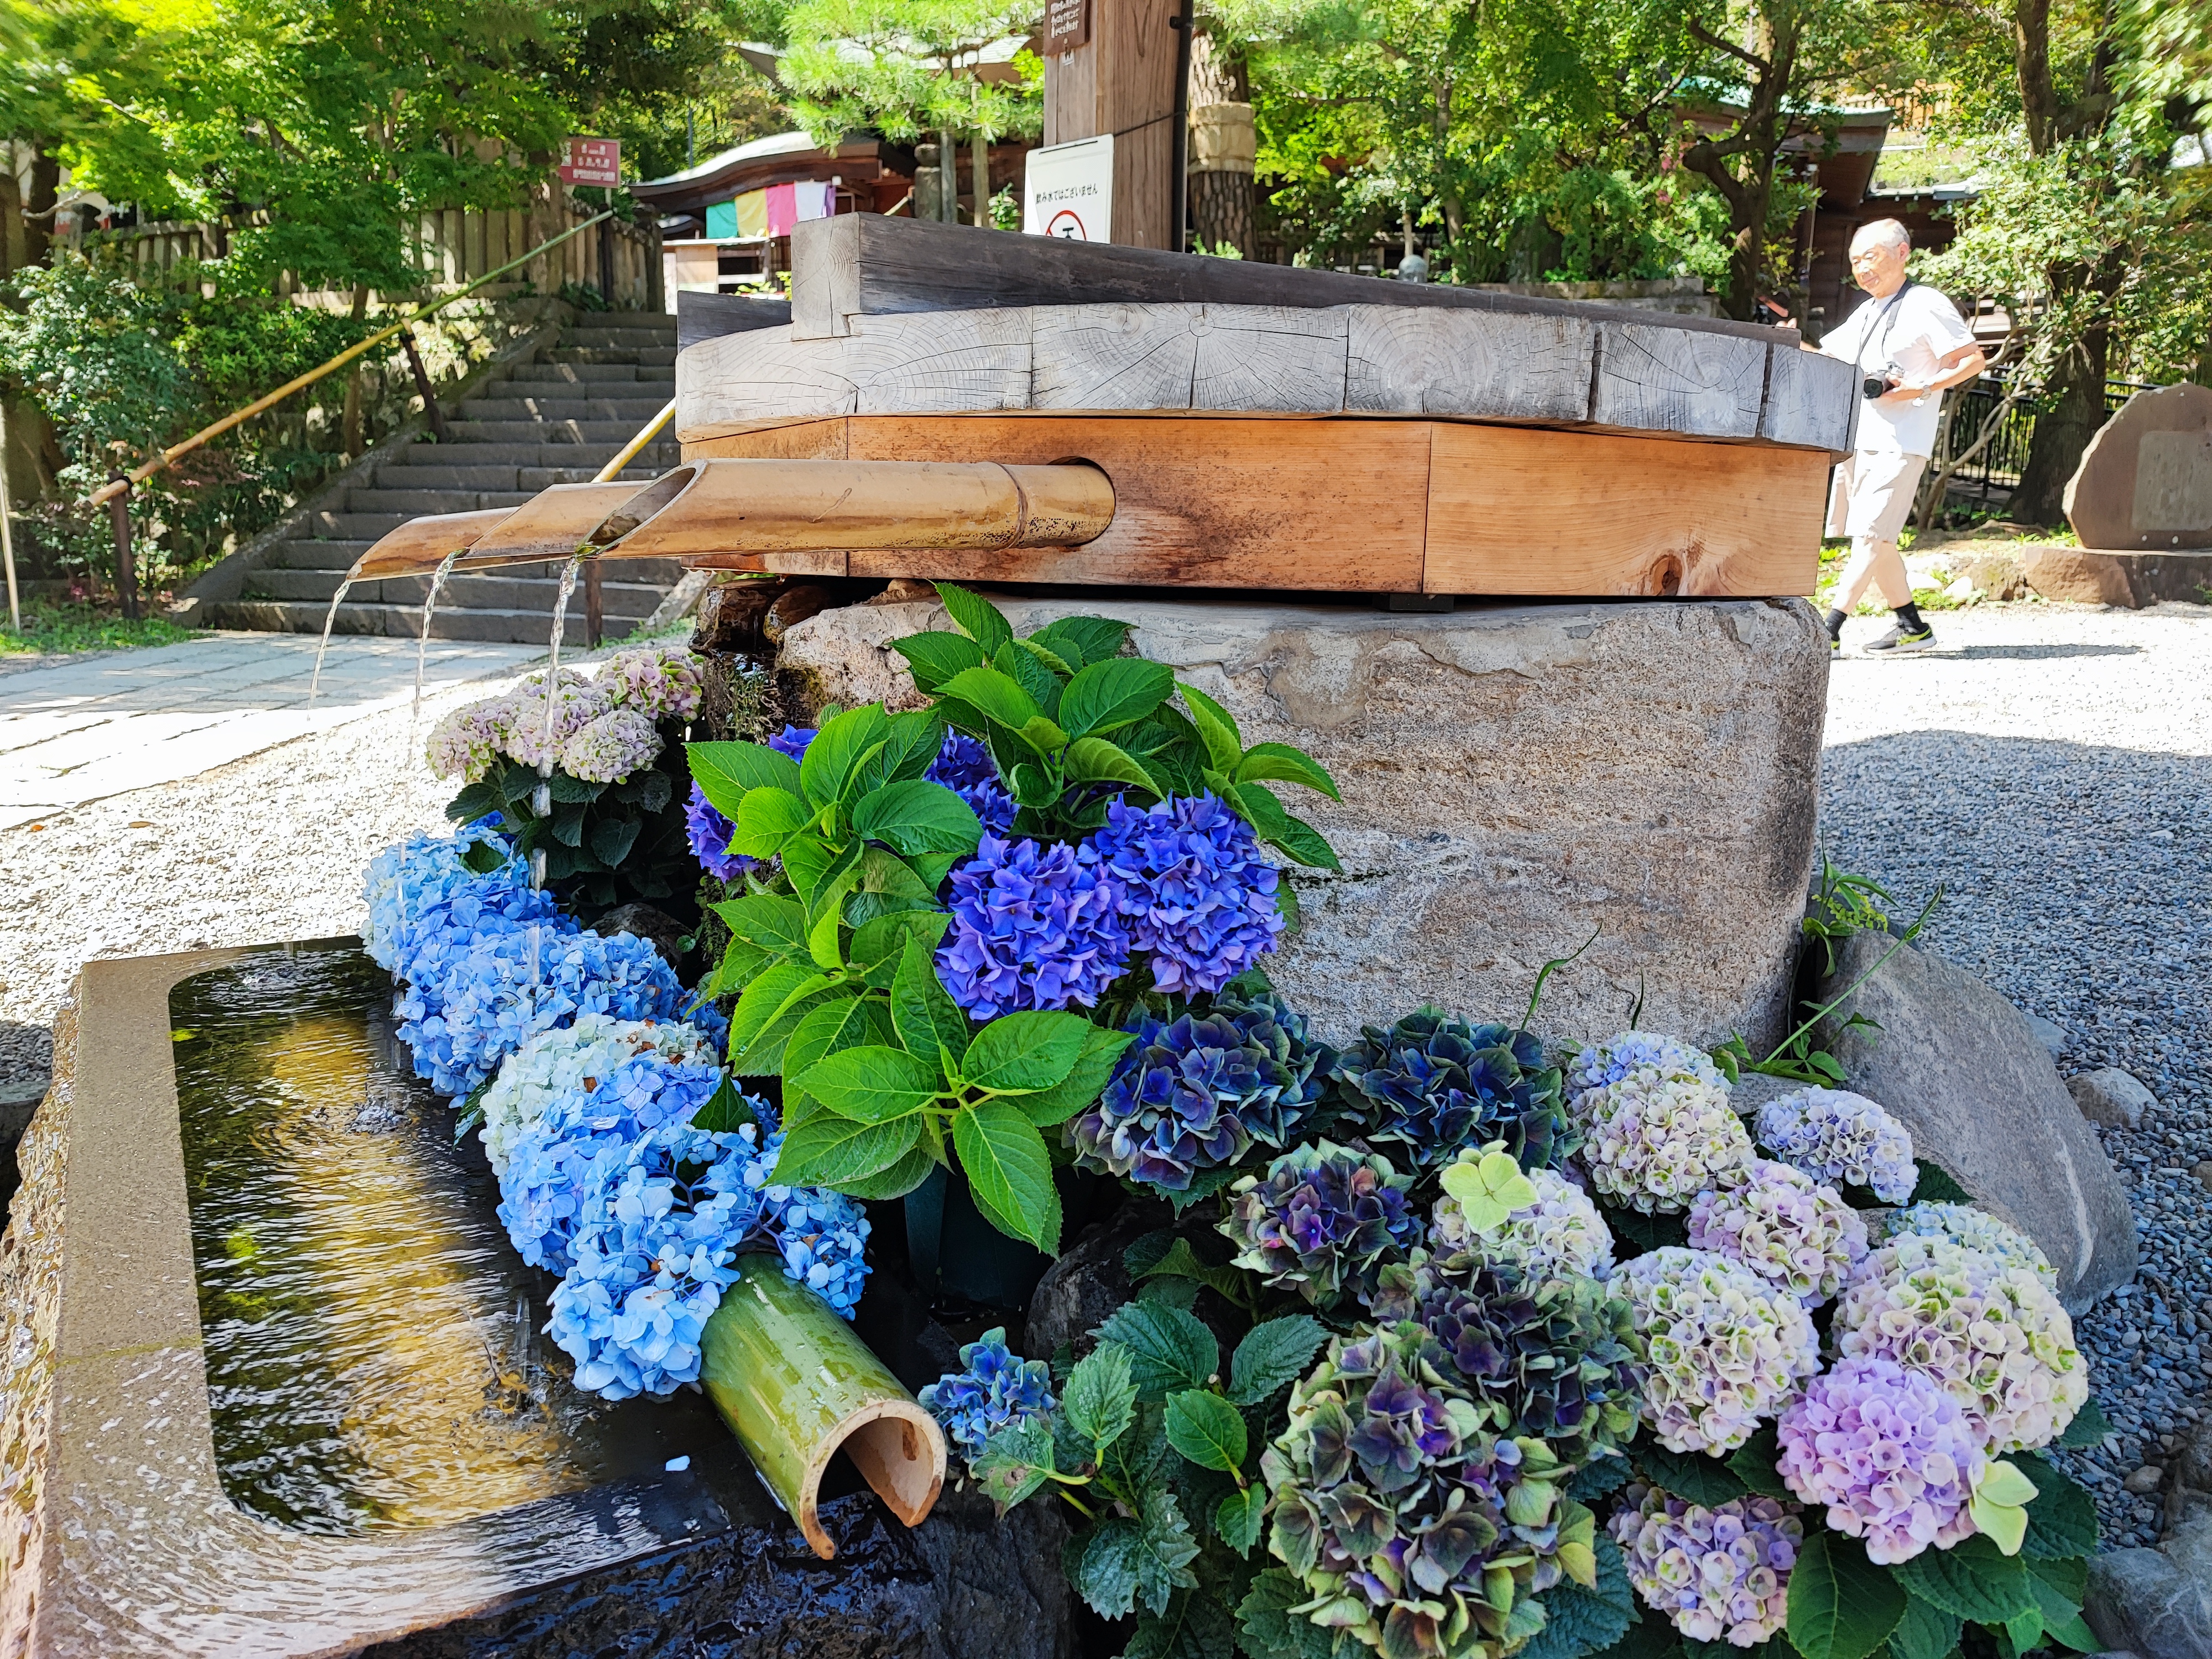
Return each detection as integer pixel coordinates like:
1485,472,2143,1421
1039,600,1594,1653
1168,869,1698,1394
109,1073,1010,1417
1815,220,1987,653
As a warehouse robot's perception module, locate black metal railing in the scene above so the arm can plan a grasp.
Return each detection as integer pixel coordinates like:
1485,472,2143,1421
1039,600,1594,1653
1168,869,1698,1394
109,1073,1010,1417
1938,372,2161,503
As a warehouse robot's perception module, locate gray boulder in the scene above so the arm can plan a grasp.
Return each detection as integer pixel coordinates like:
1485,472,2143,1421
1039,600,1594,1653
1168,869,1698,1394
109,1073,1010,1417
1026,1199,1173,1361
2073,1068,2159,1130
779,592,1829,1051
1814,933,2136,1308
2086,1516,2212,1659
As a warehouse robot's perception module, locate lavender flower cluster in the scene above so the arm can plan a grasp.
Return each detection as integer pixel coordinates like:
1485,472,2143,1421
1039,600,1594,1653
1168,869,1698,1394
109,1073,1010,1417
1616,1246,1818,1454
1570,1046,1752,1215
1775,1355,1984,1563
1686,1158,1869,1306
1609,1484,1803,1646
1754,1086,1918,1206
1881,1202,2057,1288
919,1328,1056,1460
426,644,703,786
1430,1159,1615,1281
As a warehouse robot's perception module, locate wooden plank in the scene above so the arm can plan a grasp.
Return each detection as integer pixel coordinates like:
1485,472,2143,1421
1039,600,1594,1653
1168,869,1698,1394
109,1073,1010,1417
677,290,793,353
1347,306,1593,423
676,310,1030,432
1760,344,1859,451
1422,423,1826,597
787,213,1793,347
1032,304,1198,408
1592,321,1766,439
1193,306,1349,413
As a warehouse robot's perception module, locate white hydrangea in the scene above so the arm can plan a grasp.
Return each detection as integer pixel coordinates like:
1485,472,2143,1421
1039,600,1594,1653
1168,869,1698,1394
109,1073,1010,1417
1569,1031,1729,1095
478,1014,722,1176
1754,1087,1917,1204
1879,1202,2057,1289
1430,1161,1616,1281
1687,1158,1869,1306
1573,1065,1754,1214
1618,1246,1819,1455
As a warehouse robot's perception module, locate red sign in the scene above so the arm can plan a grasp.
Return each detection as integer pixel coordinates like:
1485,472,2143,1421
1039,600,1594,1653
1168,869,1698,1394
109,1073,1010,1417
1045,0,1090,54
560,137,622,187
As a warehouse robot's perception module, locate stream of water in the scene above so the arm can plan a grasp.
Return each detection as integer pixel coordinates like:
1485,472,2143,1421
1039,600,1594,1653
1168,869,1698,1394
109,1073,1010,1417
305,577,354,705
410,550,465,720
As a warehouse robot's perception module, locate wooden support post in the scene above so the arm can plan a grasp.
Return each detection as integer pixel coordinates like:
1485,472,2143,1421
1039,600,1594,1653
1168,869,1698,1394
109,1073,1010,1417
398,330,448,443
1042,0,1181,248
107,473,139,620
597,212,614,304
583,560,603,648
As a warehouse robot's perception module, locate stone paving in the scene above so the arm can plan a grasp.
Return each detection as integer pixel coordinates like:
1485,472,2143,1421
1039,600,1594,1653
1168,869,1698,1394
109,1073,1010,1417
0,633,540,831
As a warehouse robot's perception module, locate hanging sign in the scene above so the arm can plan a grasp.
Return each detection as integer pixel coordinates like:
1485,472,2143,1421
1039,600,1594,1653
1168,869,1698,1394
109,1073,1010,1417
1023,134,1113,241
560,137,622,187
1045,0,1091,54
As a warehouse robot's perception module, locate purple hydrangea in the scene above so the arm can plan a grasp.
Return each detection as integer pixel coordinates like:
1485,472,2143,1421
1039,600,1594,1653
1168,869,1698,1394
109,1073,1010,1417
918,1327,1056,1463
1609,1485,1803,1646
1775,1355,1985,1563
1085,793,1284,996
933,833,1131,1018
685,782,751,882
767,724,816,761
1218,1140,1420,1305
559,706,662,784
926,731,1018,833
1686,1158,1869,1306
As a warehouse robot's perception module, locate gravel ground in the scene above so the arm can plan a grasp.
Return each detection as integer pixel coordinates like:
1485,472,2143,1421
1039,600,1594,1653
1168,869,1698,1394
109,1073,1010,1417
1822,600,2212,1548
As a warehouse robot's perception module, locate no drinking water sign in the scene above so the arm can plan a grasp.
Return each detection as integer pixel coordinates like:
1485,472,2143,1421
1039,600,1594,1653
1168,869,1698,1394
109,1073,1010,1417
1022,134,1113,242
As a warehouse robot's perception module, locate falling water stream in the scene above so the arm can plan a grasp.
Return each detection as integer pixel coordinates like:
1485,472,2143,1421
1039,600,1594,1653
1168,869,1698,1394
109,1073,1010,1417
305,577,356,705
526,550,590,895
410,549,465,719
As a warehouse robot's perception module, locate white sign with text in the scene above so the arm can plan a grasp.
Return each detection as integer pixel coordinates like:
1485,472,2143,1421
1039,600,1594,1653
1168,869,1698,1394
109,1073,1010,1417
1022,135,1114,242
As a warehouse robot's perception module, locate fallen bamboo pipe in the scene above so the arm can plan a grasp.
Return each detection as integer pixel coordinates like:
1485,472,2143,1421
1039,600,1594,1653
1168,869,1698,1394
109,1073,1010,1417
589,457,1115,560
700,1256,945,1561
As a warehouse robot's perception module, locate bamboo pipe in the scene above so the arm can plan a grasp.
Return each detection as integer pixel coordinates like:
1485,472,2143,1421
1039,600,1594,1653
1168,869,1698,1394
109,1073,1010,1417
589,458,1116,560
699,1257,946,1561
347,508,512,579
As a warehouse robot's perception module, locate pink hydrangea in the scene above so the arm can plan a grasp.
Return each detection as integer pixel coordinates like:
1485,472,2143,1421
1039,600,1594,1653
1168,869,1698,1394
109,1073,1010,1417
1687,1159,1868,1306
1776,1355,1986,1563
560,707,664,783
501,674,614,770
603,644,703,721
1609,1484,1803,1646
425,695,517,781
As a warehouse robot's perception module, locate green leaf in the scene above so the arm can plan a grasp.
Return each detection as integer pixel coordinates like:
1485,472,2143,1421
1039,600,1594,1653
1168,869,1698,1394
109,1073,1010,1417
1097,1300,1219,1400
779,830,844,901
1636,1443,1751,1509
687,739,802,817
1891,1535,2034,1624
891,629,988,693
2012,1453,2100,1560
849,904,950,968
1176,681,1244,773
1138,1238,1249,1305
771,1105,924,1187
1011,635,1076,678
1970,1459,2041,1556
1786,1533,1906,1659
961,1010,1091,1093
1913,1159,1971,1203
1129,1487,1202,1615
1886,1595,1961,1659
1233,741,1342,800
798,705,891,808
1728,1428,1792,1499
1228,1315,1328,1405
854,709,947,795
889,931,969,1058
1072,1519,1145,1618
794,1044,943,1124
1062,734,1164,795
972,1414,1055,1510
1217,1485,1267,1555
951,1100,1061,1253
2025,1558,2097,1653
689,1075,758,1134
1517,1535,1638,1659
1060,656,1174,737
2057,1397,2111,1449
1062,1343,1138,1453
1238,1568,1353,1659
714,893,810,959
838,1142,939,1200
935,581,1014,656
1164,1388,1246,1473
995,639,1064,716
1019,714,1071,752
938,666,1045,743
1125,1592,1235,1659
707,937,770,996
1027,614,1132,672
549,770,603,804
851,778,985,857
1228,780,1341,871
728,962,836,1070
730,785,815,857
1011,1023,1136,1125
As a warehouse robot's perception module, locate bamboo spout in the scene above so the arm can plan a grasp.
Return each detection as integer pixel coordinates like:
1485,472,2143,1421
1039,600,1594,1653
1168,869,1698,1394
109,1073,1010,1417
348,508,512,580
590,457,1115,561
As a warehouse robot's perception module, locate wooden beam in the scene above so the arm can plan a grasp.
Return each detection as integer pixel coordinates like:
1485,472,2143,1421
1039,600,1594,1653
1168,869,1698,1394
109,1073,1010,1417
1040,0,1180,250
675,289,792,353
785,213,1796,346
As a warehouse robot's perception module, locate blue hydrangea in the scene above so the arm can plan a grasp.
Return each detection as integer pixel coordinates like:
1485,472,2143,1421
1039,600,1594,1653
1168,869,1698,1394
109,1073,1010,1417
1086,793,1284,996
684,782,752,882
755,1186,872,1316
919,1327,1056,1462
926,731,1018,834
1568,1032,1728,1095
768,724,816,761
933,833,1131,1018
395,922,693,1099
361,819,565,983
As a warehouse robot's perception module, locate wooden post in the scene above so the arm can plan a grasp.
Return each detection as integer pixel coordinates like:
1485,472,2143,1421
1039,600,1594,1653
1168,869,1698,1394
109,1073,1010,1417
597,210,614,304
398,330,448,442
583,560,603,647
0,397,19,630
107,473,139,620
1042,0,1181,248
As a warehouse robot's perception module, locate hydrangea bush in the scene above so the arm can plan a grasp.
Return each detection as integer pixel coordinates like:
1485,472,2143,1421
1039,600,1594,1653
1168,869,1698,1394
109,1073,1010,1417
1572,1058,1752,1215
1775,1355,1985,1562
476,1013,723,1176
1616,1247,1819,1454
1218,1140,1420,1307
1337,1008,1571,1171
1686,1158,1869,1305
1881,1201,2057,1287
1430,1156,1615,1281
919,1328,1056,1460
1085,792,1284,995
1754,1086,1918,1205
1609,1484,1803,1645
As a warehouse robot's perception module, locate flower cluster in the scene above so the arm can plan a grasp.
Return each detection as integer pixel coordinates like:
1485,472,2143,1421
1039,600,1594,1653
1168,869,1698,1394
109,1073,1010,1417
1260,1323,1592,1659
1881,1202,2057,1289
1573,1062,1752,1215
1616,1248,1818,1454
685,782,750,882
1429,1158,1615,1282
1337,1009,1571,1171
760,1185,871,1316
919,1328,1056,1460
599,643,703,722
1754,1087,1918,1205
926,731,1018,834
768,724,816,761
1686,1159,1869,1306
1608,1485,1803,1646
1218,1141,1420,1307
561,707,662,784
1374,1258,1646,1467
361,819,559,983
1085,792,1284,995
1070,990,1330,1190
1568,1032,1727,1095
476,1014,725,1178
1832,1234,2086,1452
425,646,707,786
1775,1355,1985,1563
935,833,1131,1019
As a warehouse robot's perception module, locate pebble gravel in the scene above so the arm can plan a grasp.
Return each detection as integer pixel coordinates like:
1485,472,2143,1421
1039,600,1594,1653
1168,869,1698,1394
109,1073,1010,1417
1822,600,2212,1548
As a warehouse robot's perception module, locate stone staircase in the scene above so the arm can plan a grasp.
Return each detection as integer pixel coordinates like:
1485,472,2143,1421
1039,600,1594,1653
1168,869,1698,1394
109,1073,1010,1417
206,312,687,645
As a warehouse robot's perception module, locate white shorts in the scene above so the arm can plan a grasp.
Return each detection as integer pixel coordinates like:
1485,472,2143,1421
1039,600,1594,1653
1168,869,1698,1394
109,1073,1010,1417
1826,451,1929,543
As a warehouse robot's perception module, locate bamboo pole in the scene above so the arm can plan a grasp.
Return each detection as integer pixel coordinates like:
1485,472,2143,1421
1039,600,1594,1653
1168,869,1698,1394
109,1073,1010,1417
86,210,617,509
589,399,676,484
698,1256,945,1561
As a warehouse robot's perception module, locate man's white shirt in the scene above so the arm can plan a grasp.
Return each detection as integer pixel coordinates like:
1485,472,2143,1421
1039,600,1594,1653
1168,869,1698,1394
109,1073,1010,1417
1821,284,1978,458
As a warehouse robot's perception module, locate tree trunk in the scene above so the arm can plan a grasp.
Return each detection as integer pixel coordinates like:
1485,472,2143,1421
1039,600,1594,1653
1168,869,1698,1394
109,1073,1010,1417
2012,322,2110,525
1190,171,1253,256
972,135,991,228
0,168,22,278
937,127,958,223
341,283,371,458
24,147,59,271
1725,175,1773,323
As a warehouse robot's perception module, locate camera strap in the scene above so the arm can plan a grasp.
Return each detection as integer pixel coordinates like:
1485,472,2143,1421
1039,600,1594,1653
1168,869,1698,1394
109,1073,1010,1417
1859,279,1915,372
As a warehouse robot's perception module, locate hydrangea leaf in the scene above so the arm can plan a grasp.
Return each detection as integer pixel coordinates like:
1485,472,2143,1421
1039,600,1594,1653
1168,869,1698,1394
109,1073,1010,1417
1125,1589,1235,1659
772,1103,924,1187
2009,1453,2099,1559
1064,734,1163,795
972,1413,1055,1510
1062,1343,1137,1453
1139,1274,1201,1312
1073,1518,1144,1617
1130,1488,1203,1615
1438,1146,1540,1235
994,639,1065,717
707,937,770,997
1011,1025,1136,1126
1225,780,1341,871
1164,1387,1246,1474
849,906,950,970
1218,1485,1266,1554
797,706,891,808
2056,1397,2111,1449
1098,1300,1219,1400
1175,681,1244,773
1138,1238,1249,1306
1565,1454,1634,1503
1238,1568,1359,1659
1728,1428,1792,1500
1164,1164,1244,1216
2025,1561,2096,1653
714,893,809,959
1634,1444,1750,1509
1969,1460,2039,1556
795,1044,943,1124
1913,1159,1971,1203
1785,1532,1906,1659
836,1141,937,1199
951,1099,1060,1253
778,831,844,902
939,666,1046,748
690,1075,758,1134
935,582,1015,655
1027,615,1132,672
1887,1593,1962,1659
849,778,984,858
1233,742,1342,801
728,962,836,1068
687,739,803,817
1228,1316,1327,1405
1890,1535,2034,1624
891,629,987,693
1059,656,1174,737
854,709,946,795
1011,635,1076,679
961,1011,1091,1094
1516,1535,1636,1659
891,933,971,1064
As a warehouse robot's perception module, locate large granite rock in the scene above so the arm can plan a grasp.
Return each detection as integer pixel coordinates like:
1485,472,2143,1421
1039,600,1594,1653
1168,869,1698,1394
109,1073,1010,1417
2086,1515,2212,1659
778,593,1828,1051
1814,933,2137,1309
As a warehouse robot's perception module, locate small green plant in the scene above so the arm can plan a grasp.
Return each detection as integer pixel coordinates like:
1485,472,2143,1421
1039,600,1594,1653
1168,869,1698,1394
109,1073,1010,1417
0,601,199,656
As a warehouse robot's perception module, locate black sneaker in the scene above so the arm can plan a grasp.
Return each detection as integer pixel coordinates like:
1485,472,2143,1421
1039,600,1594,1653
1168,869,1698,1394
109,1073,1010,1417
1865,623,1935,653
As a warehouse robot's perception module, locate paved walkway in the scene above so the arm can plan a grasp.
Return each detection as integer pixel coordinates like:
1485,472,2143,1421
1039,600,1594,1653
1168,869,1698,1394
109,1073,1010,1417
0,633,541,831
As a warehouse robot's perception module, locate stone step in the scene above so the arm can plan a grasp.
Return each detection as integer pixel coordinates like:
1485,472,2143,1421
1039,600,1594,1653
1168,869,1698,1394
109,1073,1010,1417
369,463,670,493
201,598,654,645
453,395,673,422
269,539,373,572
346,487,538,515
244,566,671,617
312,509,412,538
440,418,673,445
496,373,675,397
545,345,678,368
566,316,678,336
384,439,682,468
495,361,665,385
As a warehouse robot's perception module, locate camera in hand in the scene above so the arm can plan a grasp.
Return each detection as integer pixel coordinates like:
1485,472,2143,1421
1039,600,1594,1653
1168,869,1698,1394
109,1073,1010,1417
1862,364,1902,400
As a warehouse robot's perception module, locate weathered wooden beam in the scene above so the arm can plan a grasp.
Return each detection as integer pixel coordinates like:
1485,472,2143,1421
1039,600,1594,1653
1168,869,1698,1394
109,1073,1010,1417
786,213,1793,346
675,289,793,354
